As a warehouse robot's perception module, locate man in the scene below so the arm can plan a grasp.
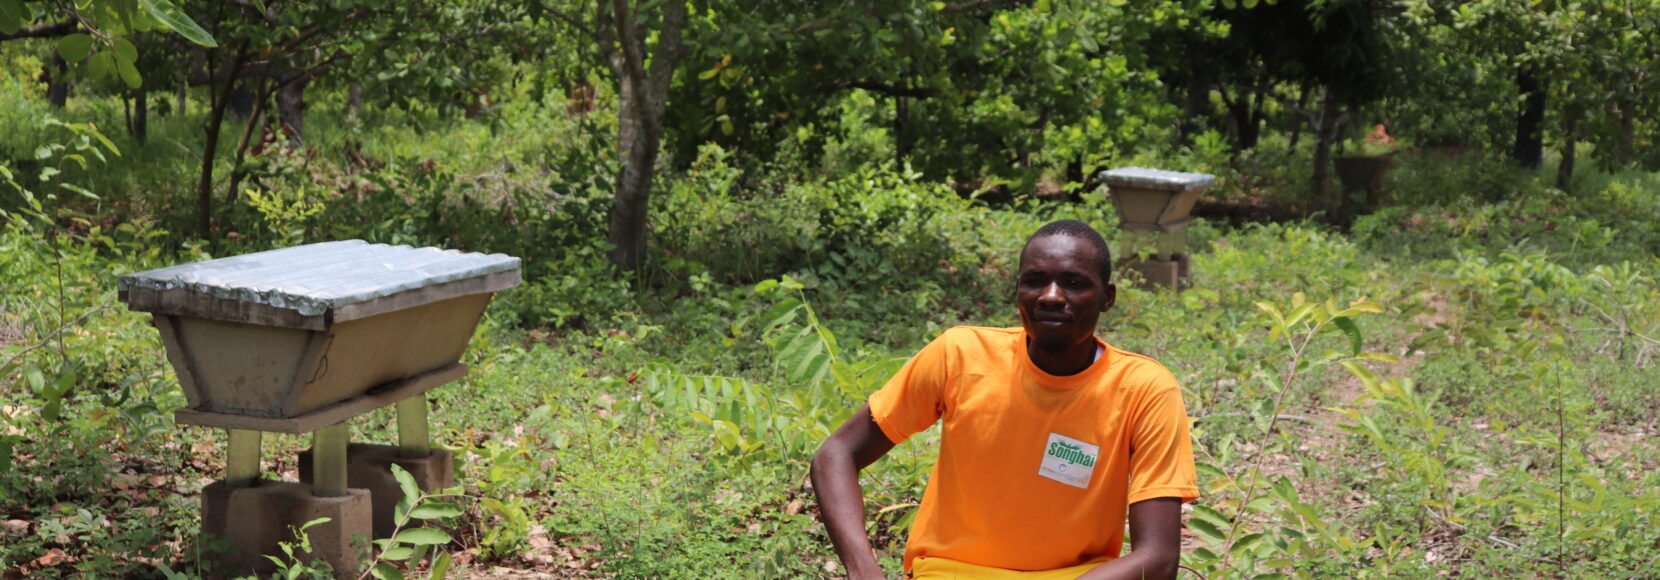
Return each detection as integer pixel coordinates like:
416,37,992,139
811,220,1198,579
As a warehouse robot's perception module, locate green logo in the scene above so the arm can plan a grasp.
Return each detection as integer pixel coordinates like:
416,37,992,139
1047,440,1095,467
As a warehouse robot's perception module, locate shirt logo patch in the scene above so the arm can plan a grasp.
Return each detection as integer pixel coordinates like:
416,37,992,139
1038,432,1099,489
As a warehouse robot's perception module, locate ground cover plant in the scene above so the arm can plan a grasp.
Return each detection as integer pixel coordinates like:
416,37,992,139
3,1,1660,577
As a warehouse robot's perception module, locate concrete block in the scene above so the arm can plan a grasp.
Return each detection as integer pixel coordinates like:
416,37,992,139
1120,258,1181,290
300,443,456,539
199,480,371,579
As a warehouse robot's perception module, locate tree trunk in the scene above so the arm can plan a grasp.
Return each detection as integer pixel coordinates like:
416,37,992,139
227,81,254,117
1513,69,1546,169
132,91,149,143
226,79,274,209
895,94,910,167
277,77,309,147
196,43,251,240
47,55,69,107
346,83,363,120
1223,89,1261,151
610,82,658,272
1311,88,1338,202
1179,73,1209,145
1556,110,1578,192
1615,101,1634,166
599,0,690,273
1288,83,1311,150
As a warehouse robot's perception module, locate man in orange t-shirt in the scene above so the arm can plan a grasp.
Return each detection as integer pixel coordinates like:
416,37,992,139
812,220,1199,579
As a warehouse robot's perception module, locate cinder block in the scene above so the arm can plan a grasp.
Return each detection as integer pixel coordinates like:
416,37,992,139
1173,253,1192,281
300,443,456,539
1120,258,1181,290
200,480,371,579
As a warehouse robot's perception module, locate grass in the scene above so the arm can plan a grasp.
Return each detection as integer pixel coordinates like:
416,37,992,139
1,72,1657,578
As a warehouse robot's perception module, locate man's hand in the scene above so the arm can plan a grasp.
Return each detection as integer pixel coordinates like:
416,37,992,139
811,404,897,580
1075,497,1184,580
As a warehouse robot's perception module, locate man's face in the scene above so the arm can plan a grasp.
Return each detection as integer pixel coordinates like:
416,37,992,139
1016,235,1115,354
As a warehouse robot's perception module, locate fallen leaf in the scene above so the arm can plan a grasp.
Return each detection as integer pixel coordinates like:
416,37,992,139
0,520,27,535
32,548,67,567
784,499,804,515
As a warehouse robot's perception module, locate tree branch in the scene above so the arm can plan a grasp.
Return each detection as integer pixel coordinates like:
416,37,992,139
0,306,112,377
544,8,599,42
611,0,646,80
0,20,81,41
594,1,622,78
646,0,689,107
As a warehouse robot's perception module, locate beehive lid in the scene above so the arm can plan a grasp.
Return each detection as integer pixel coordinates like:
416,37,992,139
118,240,521,329
1097,167,1216,191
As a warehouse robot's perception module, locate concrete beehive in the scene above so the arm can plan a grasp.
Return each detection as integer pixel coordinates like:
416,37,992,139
1098,167,1215,231
117,240,520,433
1099,167,1215,289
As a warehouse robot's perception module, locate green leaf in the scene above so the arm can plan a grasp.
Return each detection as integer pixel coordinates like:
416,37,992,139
112,38,138,63
1230,532,1265,557
58,34,95,63
86,52,114,80
393,527,451,546
0,0,28,35
1186,517,1225,542
1332,316,1362,356
91,130,121,157
379,545,415,561
426,553,452,579
370,562,405,580
115,54,142,88
138,0,218,47
407,502,463,520
59,183,100,200
0,437,14,474
1356,352,1400,363
391,464,421,504
1339,360,1379,391
1253,301,1283,323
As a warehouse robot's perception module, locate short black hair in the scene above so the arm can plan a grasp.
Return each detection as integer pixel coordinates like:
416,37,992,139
1021,219,1113,283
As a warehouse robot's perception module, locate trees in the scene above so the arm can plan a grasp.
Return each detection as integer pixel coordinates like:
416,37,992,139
0,0,216,99
543,0,691,273
171,0,532,238
1169,0,1392,197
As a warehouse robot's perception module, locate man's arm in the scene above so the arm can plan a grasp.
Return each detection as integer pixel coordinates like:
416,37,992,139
1074,497,1184,580
810,404,898,580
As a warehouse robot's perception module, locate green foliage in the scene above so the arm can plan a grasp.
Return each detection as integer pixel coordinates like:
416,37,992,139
3,12,1659,576
262,517,337,580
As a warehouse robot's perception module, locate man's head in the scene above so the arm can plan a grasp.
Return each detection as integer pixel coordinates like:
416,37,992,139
1016,220,1116,357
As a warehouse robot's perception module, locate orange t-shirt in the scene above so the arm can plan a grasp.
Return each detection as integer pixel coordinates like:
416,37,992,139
868,326,1199,573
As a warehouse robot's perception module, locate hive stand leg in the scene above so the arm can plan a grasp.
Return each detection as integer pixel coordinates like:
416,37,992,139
312,423,349,497
1118,230,1155,262
396,394,430,458
301,444,456,539
226,429,261,487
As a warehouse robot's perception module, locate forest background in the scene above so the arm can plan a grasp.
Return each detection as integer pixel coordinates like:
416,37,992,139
0,0,1657,577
